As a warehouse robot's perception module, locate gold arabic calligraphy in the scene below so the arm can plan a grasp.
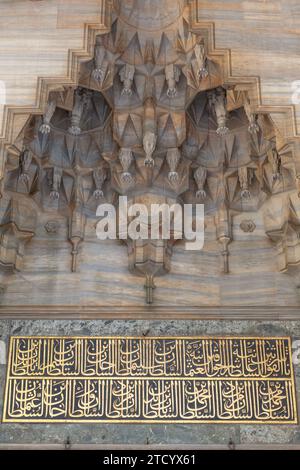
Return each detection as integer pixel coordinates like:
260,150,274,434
3,337,297,423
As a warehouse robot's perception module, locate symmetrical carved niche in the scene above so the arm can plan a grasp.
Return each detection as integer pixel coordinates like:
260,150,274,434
1,0,300,302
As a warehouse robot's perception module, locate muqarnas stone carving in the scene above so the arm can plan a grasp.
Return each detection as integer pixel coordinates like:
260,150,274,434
1,0,300,302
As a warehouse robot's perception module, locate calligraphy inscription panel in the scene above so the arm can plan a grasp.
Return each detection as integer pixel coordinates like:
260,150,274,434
3,337,298,423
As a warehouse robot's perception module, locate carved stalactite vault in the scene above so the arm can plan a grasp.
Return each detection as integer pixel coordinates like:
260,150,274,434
1,0,300,303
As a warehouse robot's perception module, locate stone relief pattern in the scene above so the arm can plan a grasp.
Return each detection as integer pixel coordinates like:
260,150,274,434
0,0,299,302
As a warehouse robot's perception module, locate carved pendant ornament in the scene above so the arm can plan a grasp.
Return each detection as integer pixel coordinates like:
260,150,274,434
1,0,300,303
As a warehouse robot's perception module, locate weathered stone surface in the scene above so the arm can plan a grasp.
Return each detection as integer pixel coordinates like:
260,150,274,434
0,341,6,365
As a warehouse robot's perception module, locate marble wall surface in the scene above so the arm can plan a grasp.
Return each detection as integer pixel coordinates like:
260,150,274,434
1,211,300,308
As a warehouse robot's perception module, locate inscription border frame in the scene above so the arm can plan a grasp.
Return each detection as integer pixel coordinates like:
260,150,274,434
2,335,298,425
